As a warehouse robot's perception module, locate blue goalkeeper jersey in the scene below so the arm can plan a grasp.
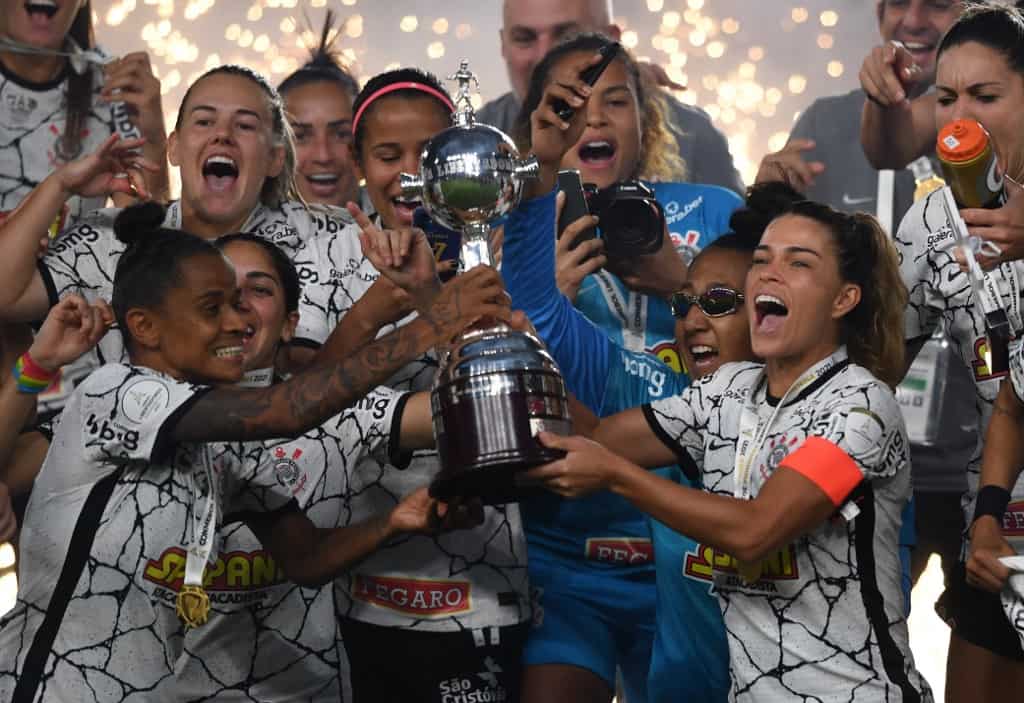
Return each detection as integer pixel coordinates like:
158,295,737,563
504,190,729,702
574,182,741,374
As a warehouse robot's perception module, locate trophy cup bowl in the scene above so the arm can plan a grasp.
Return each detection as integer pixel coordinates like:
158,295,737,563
401,60,570,505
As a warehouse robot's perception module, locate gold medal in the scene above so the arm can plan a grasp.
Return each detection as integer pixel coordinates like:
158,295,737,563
176,584,211,629
737,559,763,584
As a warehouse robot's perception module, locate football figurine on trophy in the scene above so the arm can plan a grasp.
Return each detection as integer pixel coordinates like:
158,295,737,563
400,60,571,505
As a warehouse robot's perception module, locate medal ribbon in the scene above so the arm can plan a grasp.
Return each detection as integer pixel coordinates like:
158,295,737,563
731,347,848,582
0,36,113,75
178,446,220,629
594,270,647,352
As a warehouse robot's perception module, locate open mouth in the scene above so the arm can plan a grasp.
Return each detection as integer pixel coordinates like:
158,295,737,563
754,294,789,334
900,40,934,58
241,325,255,349
203,155,239,193
25,1,58,20
306,173,340,189
688,344,719,370
391,195,421,223
578,140,617,168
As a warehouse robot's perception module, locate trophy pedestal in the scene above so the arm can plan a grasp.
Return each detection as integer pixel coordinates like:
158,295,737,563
430,329,570,505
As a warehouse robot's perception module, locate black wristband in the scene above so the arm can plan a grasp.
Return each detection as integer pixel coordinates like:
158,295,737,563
972,485,1012,526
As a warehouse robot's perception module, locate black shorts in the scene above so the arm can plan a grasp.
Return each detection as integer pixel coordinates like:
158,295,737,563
936,562,1024,662
339,617,530,703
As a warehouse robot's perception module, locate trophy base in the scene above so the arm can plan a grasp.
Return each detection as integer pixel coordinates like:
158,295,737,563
429,447,566,505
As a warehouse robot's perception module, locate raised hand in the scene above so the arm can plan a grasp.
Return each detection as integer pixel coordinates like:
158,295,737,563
965,177,1024,270
517,432,627,499
102,52,166,147
423,265,511,342
529,51,604,186
348,202,442,311
554,191,605,302
55,134,159,200
27,295,113,373
755,138,825,191
859,41,923,109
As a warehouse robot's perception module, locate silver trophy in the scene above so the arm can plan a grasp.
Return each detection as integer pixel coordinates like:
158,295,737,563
401,60,571,504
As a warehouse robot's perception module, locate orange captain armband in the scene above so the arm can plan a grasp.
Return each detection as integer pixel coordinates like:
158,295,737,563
780,436,863,507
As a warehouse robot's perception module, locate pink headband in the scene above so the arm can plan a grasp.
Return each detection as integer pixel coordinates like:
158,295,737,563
352,82,455,135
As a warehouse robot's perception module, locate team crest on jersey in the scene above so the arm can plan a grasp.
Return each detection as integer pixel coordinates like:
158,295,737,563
273,446,304,490
3,91,38,124
48,123,89,165
120,378,171,424
761,435,800,479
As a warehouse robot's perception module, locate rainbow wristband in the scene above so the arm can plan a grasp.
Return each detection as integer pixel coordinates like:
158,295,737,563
12,352,57,394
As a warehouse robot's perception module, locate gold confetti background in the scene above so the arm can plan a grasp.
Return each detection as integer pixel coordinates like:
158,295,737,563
93,0,883,186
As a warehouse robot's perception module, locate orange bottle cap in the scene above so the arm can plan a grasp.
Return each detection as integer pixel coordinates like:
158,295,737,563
937,119,991,163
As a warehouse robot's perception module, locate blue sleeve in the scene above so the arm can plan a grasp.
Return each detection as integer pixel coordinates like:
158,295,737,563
503,191,616,412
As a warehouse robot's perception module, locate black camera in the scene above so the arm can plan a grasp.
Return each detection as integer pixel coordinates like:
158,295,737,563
584,180,666,258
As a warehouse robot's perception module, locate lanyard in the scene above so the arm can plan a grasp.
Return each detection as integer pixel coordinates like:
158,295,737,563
0,36,112,75
733,347,848,501
177,445,221,629
594,270,647,352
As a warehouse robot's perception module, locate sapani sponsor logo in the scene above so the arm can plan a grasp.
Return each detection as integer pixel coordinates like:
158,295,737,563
1002,500,1024,536
684,543,799,584
144,546,286,592
351,574,471,616
584,537,653,565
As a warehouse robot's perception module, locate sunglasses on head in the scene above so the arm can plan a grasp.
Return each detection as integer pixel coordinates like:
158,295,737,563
669,287,745,319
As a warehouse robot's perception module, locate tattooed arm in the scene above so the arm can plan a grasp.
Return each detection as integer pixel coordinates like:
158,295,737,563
173,266,509,442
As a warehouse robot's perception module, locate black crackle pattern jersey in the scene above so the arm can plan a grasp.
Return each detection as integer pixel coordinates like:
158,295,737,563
644,354,931,702
0,51,138,222
0,364,295,702
895,188,1024,549
292,220,531,632
174,386,409,702
36,200,349,405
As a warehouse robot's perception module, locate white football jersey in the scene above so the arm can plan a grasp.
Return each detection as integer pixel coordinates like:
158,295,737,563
37,200,349,403
293,220,531,632
896,188,1024,550
0,364,294,702
175,386,409,702
0,51,139,222
645,350,931,702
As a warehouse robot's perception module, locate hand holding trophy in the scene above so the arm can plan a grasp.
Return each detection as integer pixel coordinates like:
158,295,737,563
399,60,572,505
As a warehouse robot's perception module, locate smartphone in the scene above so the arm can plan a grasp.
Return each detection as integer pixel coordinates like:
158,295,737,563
553,42,621,121
413,207,461,282
557,170,596,251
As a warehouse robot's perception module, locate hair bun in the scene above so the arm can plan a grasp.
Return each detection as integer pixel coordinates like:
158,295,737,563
730,181,804,240
114,201,167,246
